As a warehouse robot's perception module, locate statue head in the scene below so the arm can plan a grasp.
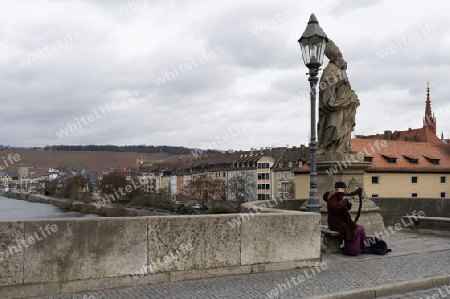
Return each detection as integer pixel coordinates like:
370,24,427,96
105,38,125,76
325,39,347,70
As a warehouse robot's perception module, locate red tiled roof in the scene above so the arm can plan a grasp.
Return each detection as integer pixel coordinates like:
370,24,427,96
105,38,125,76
293,139,450,174
293,164,310,173
351,139,450,173
273,146,308,171
357,127,444,145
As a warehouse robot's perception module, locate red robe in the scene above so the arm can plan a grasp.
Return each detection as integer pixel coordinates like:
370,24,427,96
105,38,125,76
324,192,356,241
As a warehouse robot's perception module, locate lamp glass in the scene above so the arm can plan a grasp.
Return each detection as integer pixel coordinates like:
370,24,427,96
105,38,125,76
299,36,326,68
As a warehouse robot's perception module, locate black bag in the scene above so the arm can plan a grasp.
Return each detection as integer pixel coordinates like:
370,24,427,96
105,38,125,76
362,237,391,255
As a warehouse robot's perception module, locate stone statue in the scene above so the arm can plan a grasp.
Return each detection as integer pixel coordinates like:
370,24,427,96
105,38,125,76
317,39,360,154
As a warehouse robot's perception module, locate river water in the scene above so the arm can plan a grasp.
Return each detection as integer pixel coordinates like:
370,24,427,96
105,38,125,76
0,196,99,220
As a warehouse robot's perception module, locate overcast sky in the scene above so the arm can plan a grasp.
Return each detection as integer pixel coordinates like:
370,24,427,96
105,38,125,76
1,0,449,151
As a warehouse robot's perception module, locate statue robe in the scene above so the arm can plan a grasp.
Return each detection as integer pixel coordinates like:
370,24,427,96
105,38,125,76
318,63,360,154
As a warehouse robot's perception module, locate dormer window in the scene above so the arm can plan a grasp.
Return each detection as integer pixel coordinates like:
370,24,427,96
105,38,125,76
289,161,293,167
364,156,373,162
381,154,397,164
423,155,440,165
403,155,419,164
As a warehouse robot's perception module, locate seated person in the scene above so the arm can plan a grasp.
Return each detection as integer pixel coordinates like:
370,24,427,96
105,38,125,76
323,182,366,255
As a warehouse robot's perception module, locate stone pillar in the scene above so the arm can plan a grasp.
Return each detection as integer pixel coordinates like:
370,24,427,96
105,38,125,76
305,153,385,236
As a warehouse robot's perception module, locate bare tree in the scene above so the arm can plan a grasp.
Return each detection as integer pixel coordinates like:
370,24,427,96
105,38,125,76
277,179,296,200
288,179,295,199
63,175,88,200
100,172,132,203
228,172,256,211
183,174,227,208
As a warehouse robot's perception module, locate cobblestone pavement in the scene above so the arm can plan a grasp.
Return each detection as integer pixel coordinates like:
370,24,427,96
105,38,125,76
31,232,450,299
378,284,450,298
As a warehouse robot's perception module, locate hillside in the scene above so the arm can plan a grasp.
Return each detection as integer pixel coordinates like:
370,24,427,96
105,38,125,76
40,145,221,156
0,149,173,172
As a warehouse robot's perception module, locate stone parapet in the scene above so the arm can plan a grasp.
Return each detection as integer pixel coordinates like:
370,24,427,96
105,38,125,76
0,212,320,298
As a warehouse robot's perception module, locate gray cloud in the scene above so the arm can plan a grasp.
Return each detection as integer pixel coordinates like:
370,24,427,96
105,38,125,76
0,0,449,149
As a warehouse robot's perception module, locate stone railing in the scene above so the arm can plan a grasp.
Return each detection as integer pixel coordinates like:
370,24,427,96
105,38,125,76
0,212,320,298
241,197,384,236
372,197,450,231
241,198,306,213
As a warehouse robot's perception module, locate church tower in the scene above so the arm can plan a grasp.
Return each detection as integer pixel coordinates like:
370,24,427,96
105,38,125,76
423,81,436,134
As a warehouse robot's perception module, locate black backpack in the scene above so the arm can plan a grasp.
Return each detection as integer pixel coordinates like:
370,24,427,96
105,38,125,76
362,237,391,255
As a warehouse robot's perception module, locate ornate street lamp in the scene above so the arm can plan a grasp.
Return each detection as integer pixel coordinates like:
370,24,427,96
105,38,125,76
298,14,328,212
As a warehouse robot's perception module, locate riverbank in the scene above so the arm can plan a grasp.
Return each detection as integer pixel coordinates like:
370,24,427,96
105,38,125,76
8,191,168,217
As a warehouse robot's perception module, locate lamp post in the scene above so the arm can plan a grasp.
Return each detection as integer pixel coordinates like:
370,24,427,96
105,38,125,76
298,14,328,212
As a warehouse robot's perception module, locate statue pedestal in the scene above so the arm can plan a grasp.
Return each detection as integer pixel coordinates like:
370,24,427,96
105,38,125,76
304,153,385,237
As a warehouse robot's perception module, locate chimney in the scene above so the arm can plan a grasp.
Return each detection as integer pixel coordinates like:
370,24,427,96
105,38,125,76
384,130,392,140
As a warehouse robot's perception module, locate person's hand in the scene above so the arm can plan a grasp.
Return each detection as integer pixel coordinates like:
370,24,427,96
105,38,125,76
346,200,352,211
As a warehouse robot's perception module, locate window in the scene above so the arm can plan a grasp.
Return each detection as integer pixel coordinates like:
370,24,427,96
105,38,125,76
441,192,446,198
289,162,293,167
441,176,446,184
403,155,419,164
371,176,379,184
290,173,294,179
258,184,270,190
424,155,440,165
362,156,372,162
371,194,379,198
277,183,281,189
411,176,418,184
382,155,397,164
258,173,269,180
277,173,281,179
284,172,287,179
412,193,418,198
